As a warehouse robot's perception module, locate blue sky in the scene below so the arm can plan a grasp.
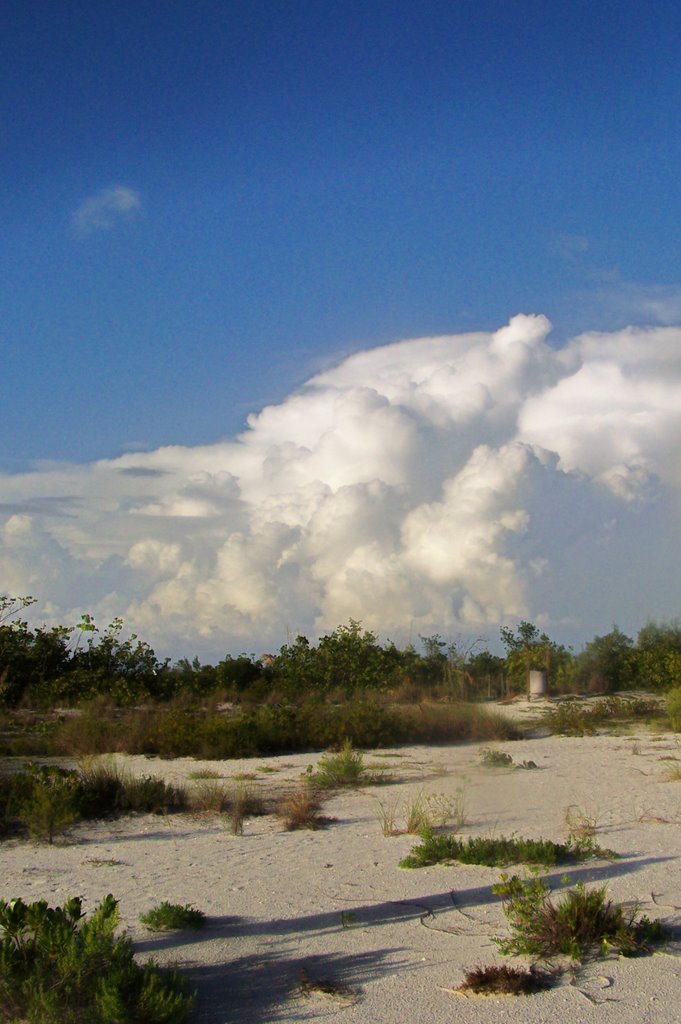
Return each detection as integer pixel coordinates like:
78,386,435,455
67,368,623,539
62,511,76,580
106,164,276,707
4,0,681,465
2,1,681,658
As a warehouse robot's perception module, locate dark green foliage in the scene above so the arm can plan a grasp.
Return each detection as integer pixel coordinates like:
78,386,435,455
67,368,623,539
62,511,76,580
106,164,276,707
399,830,616,869
493,874,668,960
458,963,548,995
636,620,681,690
570,627,638,693
0,894,194,1023
271,621,400,695
139,902,205,931
500,621,571,692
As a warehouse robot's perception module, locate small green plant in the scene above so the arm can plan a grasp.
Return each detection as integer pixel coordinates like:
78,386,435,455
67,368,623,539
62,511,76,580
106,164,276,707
139,902,206,931
400,830,616,869
456,963,549,995
308,740,367,788
492,873,667,960
479,747,514,768
0,894,194,1023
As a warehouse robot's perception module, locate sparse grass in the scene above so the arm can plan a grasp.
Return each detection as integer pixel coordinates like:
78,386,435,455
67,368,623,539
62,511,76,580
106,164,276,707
375,796,400,836
186,778,228,814
564,804,601,852
662,763,681,781
403,789,464,833
404,790,432,833
139,902,206,931
187,768,223,780
457,963,549,996
232,772,258,781
0,894,194,1023
84,857,124,867
479,747,514,768
493,873,668,960
400,830,617,869
224,780,265,834
277,786,329,830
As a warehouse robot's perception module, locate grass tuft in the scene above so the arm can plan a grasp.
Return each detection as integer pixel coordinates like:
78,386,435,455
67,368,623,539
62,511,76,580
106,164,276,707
277,786,330,830
139,902,206,931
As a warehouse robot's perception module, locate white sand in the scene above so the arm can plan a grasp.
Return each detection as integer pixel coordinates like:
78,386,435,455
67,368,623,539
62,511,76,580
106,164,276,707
2,719,681,1023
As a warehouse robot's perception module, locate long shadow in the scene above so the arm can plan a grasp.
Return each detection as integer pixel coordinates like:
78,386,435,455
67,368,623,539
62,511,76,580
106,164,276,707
134,852,680,1023
185,946,413,1024
135,852,677,958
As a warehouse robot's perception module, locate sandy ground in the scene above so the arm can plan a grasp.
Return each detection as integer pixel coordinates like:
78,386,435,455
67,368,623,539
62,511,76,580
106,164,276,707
3,708,681,1023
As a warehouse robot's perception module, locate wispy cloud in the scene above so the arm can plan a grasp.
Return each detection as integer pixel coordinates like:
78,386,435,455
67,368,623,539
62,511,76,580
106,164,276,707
72,186,141,235
2,314,681,659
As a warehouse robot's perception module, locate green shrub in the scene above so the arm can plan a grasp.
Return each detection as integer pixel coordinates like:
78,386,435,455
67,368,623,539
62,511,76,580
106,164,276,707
400,830,616,869
0,894,194,1023
16,764,80,844
308,740,368,788
139,902,206,931
665,686,681,731
493,873,667,960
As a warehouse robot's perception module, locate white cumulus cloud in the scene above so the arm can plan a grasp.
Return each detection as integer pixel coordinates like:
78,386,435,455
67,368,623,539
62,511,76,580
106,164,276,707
2,313,681,659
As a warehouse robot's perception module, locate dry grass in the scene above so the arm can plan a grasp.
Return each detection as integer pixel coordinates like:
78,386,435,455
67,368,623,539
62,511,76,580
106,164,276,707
456,963,549,996
277,786,330,830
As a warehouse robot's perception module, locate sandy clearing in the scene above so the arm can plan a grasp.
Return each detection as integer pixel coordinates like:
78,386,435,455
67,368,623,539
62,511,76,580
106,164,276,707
2,726,681,1023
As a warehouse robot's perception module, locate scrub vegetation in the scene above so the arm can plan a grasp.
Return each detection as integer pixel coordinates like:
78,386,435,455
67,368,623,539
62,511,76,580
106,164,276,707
0,894,194,1023
1,596,681,761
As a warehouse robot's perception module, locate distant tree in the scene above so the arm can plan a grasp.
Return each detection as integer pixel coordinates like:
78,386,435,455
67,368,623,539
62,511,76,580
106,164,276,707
500,621,571,692
571,627,637,693
635,620,681,690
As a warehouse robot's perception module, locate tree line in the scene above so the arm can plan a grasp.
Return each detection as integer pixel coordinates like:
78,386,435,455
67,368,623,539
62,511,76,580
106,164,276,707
1,595,680,708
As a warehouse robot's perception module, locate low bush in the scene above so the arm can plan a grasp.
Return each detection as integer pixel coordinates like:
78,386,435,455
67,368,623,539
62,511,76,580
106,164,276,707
139,902,206,931
0,894,194,1023
400,830,617,869
540,696,663,737
493,873,667,959
1,760,187,842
